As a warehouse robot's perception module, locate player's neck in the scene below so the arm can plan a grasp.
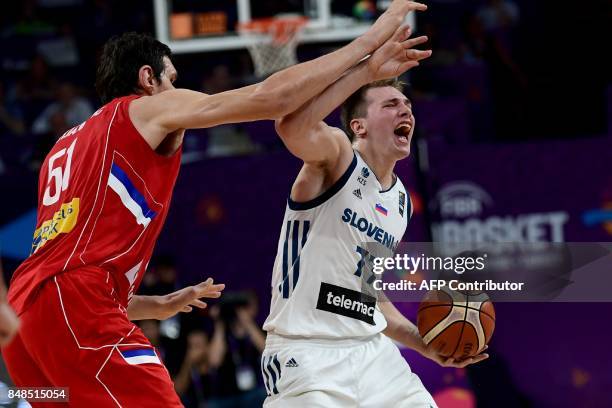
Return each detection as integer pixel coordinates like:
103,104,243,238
354,146,396,190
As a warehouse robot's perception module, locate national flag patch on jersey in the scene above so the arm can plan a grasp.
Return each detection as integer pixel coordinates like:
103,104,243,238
119,348,161,365
107,156,160,228
375,203,388,216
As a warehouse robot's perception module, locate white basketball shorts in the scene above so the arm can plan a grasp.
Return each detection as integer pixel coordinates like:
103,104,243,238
261,333,437,408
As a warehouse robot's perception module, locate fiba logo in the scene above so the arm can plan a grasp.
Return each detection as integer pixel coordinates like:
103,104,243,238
432,181,569,244
432,182,493,218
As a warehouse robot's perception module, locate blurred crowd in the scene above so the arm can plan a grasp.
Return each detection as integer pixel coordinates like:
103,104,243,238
1,0,607,175
138,256,267,408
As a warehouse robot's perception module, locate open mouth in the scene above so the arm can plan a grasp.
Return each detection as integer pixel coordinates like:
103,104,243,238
394,123,412,143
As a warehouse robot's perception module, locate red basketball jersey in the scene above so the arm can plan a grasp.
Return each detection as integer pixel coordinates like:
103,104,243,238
8,95,182,315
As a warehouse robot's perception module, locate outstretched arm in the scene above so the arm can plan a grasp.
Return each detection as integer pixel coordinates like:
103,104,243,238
275,25,431,165
130,1,427,150
127,278,224,321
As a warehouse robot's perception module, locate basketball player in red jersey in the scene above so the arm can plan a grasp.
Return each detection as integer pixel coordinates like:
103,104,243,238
1,1,428,406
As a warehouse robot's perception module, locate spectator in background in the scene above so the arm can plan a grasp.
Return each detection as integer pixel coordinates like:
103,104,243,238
201,65,235,95
29,109,70,170
470,0,525,139
0,81,26,136
476,0,520,33
31,82,93,135
140,254,180,296
137,255,187,373
139,318,184,377
3,0,56,37
10,55,58,122
201,65,257,157
139,319,164,359
207,292,266,407
174,330,213,407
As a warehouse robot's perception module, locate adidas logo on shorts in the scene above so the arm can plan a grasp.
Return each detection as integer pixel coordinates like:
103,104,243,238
285,358,299,367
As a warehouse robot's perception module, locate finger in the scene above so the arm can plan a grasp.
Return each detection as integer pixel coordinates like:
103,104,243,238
456,353,489,368
443,356,455,367
402,35,428,49
189,300,208,309
194,279,224,292
182,305,193,313
396,61,420,75
201,292,223,299
405,2,427,12
195,278,214,288
392,25,412,42
472,353,490,364
404,49,432,61
197,284,225,298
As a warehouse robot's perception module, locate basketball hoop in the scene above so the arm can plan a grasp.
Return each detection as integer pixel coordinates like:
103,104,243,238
238,16,308,78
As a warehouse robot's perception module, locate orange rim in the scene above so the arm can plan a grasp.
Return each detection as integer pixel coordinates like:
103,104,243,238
237,16,308,44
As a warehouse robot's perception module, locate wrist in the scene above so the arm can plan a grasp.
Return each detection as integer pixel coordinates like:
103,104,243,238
354,34,378,55
355,63,375,86
415,340,428,357
148,295,165,319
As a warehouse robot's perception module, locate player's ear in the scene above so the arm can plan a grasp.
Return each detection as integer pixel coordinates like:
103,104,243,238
350,118,367,139
137,65,157,96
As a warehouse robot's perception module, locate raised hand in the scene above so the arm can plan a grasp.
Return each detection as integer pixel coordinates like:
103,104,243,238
364,0,428,50
368,25,431,81
155,278,225,320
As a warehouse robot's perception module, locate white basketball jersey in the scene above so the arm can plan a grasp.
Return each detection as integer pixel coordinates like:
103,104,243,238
263,151,411,339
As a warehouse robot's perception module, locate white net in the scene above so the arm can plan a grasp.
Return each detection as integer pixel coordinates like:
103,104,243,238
240,18,307,78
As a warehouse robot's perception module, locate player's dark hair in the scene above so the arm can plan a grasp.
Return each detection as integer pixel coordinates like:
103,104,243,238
341,78,405,142
95,32,172,104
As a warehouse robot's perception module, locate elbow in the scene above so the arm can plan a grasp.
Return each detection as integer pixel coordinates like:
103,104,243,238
275,115,304,141
274,116,290,138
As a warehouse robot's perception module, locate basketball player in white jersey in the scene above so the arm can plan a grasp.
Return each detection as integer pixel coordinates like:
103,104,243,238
261,26,489,408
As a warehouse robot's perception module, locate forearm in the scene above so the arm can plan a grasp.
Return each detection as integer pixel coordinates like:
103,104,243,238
379,301,427,355
173,361,193,395
126,295,162,321
277,63,372,136
257,37,373,118
244,321,266,352
208,322,227,368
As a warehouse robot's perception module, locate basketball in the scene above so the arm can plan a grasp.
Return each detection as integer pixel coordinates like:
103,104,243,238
417,287,495,360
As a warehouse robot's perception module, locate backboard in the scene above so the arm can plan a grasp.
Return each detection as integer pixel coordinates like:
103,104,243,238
153,0,416,54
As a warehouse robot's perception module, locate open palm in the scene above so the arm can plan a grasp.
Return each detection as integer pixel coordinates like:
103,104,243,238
368,25,431,81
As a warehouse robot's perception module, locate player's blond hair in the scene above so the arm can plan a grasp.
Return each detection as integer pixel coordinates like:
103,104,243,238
341,78,405,141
